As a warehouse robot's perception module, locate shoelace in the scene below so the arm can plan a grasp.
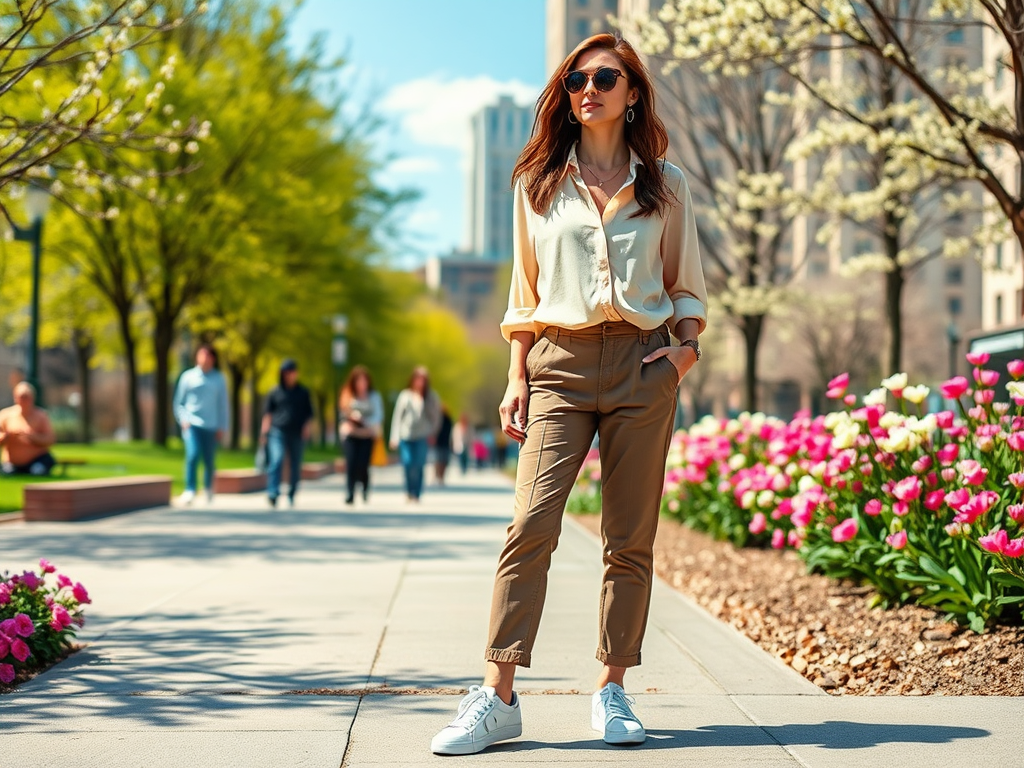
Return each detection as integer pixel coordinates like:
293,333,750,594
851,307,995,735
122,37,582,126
449,685,494,730
601,687,638,721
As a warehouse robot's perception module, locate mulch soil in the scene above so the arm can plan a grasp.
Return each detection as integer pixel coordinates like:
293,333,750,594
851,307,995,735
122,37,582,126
573,513,1024,696
0,645,82,695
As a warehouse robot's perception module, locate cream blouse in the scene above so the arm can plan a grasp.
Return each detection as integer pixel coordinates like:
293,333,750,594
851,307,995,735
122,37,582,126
500,143,708,343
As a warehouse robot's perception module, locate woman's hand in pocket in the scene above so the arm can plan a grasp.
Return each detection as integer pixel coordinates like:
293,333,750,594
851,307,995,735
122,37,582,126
499,377,530,444
642,345,697,383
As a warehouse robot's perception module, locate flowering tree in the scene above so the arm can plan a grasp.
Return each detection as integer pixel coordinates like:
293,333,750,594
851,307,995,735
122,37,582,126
643,0,1024,315
0,0,207,225
635,45,807,411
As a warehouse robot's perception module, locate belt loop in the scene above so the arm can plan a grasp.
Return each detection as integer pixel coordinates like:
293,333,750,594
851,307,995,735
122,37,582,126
640,327,650,344
554,327,560,344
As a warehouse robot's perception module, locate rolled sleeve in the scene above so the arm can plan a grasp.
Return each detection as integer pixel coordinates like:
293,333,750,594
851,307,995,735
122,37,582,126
499,181,541,343
662,171,708,337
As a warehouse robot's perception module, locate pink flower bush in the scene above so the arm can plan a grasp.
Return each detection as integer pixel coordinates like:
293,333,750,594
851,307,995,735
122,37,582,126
642,355,1024,632
0,561,89,688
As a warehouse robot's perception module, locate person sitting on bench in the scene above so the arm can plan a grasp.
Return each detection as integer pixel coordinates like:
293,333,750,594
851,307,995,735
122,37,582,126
0,382,56,476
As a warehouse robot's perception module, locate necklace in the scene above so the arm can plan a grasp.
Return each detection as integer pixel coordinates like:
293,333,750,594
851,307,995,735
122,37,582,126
578,156,629,188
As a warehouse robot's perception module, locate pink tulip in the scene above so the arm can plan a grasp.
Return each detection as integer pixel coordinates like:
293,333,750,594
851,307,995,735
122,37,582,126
935,411,955,430
940,376,970,399
941,467,957,483
958,460,988,486
975,389,995,405
749,512,767,535
1008,432,1024,452
72,583,91,605
954,491,1001,525
892,501,910,517
843,394,857,406
771,528,786,549
1005,538,1024,558
1008,359,1024,379
979,529,1010,554
0,664,14,684
945,488,971,510
13,613,33,638
828,372,850,391
831,518,859,542
946,522,967,537
0,584,9,606
966,351,990,366
51,605,72,630
893,476,922,501
1008,504,1024,524
788,529,804,548
923,490,945,511
911,456,933,474
865,499,882,516
1010,472,1024,490
886,530,908,549
56,574,72,590
38,559,56,574
973,368,1000,387
852,480,864,494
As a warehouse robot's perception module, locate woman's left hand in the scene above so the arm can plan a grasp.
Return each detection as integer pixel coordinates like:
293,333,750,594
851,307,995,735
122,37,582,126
642,345,697,383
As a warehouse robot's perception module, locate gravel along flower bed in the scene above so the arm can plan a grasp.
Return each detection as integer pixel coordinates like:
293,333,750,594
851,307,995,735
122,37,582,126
573,513,1024,696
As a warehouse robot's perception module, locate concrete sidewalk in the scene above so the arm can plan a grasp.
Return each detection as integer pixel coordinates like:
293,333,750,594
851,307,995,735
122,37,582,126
0,466,1016,767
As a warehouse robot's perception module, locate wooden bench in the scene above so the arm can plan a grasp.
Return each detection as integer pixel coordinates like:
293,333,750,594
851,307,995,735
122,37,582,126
212,468,267,494
22,475,172,522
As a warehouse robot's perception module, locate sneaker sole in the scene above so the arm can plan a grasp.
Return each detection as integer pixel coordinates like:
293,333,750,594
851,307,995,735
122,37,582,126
431,723,522,755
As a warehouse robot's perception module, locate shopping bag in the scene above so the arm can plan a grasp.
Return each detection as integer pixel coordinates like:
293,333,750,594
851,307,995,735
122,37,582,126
371,435,389,467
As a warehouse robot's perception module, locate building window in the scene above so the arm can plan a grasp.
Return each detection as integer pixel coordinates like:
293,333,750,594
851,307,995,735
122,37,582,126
605,0,617,9
948,296,962,316
577,0,588,5
996,242,1004,269
996,294,1004,325
945,28,964,44
854,238,873,255
946,265,963,285
576,18,590,38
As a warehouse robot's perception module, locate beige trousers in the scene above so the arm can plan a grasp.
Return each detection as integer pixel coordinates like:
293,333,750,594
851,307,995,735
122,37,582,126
485,321,678,668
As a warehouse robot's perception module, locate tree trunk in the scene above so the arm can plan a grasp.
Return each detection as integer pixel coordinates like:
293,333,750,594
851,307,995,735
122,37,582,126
316,390,327,449
228,361,244,450
741,314,764,412
73,329,94,444
884,261,904,376
152,312,175,447
249,365,262,449
116,310,144,440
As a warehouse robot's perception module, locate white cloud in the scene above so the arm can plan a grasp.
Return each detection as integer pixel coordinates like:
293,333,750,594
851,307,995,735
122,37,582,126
381,75,540,154
386,156,442,175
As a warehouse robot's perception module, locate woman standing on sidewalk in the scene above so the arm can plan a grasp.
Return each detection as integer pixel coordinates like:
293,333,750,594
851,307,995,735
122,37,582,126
431,33,707,755
389,366,441,503
173,344,230,505
339,365,384,504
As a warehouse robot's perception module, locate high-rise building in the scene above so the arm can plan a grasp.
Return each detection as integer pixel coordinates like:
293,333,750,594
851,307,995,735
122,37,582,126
466,95,534,261
546,0,619,75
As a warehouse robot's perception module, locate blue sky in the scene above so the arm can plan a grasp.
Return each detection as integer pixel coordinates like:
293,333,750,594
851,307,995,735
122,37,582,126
288,0,547,264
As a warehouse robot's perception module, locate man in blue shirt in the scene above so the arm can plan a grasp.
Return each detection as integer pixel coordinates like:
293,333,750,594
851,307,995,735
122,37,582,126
173,344,229,504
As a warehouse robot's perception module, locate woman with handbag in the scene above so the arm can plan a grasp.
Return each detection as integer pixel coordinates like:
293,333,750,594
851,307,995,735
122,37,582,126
338,365,384,505
430,33,707,755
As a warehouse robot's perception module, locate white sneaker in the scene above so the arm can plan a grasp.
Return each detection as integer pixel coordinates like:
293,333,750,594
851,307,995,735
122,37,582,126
179,490,195,506
430,685,522,755
592,682,645,745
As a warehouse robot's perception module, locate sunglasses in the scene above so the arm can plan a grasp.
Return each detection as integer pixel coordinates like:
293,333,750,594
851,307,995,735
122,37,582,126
562,67,624,94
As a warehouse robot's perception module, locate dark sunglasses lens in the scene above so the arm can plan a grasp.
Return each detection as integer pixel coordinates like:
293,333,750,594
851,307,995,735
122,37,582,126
564,71,587,93
594,68,619,91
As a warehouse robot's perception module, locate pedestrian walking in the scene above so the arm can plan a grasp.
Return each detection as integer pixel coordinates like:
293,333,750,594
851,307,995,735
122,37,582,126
388,366,441,503
260,359,314,509
173,344,230,505
431,33,707,755
434,406,453,486
339,365,384,505
452,413,474,476
0,382,56,476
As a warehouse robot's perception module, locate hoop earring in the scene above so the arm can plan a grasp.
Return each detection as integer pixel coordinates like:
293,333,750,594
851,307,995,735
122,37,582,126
626,107,635,124
568,109,579,124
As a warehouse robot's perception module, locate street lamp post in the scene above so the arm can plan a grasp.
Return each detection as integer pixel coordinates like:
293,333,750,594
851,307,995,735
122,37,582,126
11,181,52,402
946,320,961,380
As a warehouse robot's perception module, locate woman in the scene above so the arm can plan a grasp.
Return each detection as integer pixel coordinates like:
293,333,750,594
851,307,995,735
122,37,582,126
173,344,230,505
430,34,707,755
388,366,441,502
339,365,384,505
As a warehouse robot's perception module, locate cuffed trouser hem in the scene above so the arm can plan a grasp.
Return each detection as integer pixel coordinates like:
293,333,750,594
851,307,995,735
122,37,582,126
485,648,531,667
596,649,641,668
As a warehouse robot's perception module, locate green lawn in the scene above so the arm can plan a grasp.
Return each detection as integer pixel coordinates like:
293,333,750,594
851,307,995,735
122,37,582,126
0,441,340,514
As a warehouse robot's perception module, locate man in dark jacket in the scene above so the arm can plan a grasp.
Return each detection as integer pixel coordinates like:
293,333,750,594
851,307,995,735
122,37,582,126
261,359,314,508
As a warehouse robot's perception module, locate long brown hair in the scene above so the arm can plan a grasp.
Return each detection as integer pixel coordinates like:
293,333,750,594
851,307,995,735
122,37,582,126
339,365,374,409
513,33,674,218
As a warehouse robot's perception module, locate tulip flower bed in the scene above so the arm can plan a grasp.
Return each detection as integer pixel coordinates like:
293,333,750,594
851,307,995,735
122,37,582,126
0,559,89,690
574,354,1024,634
